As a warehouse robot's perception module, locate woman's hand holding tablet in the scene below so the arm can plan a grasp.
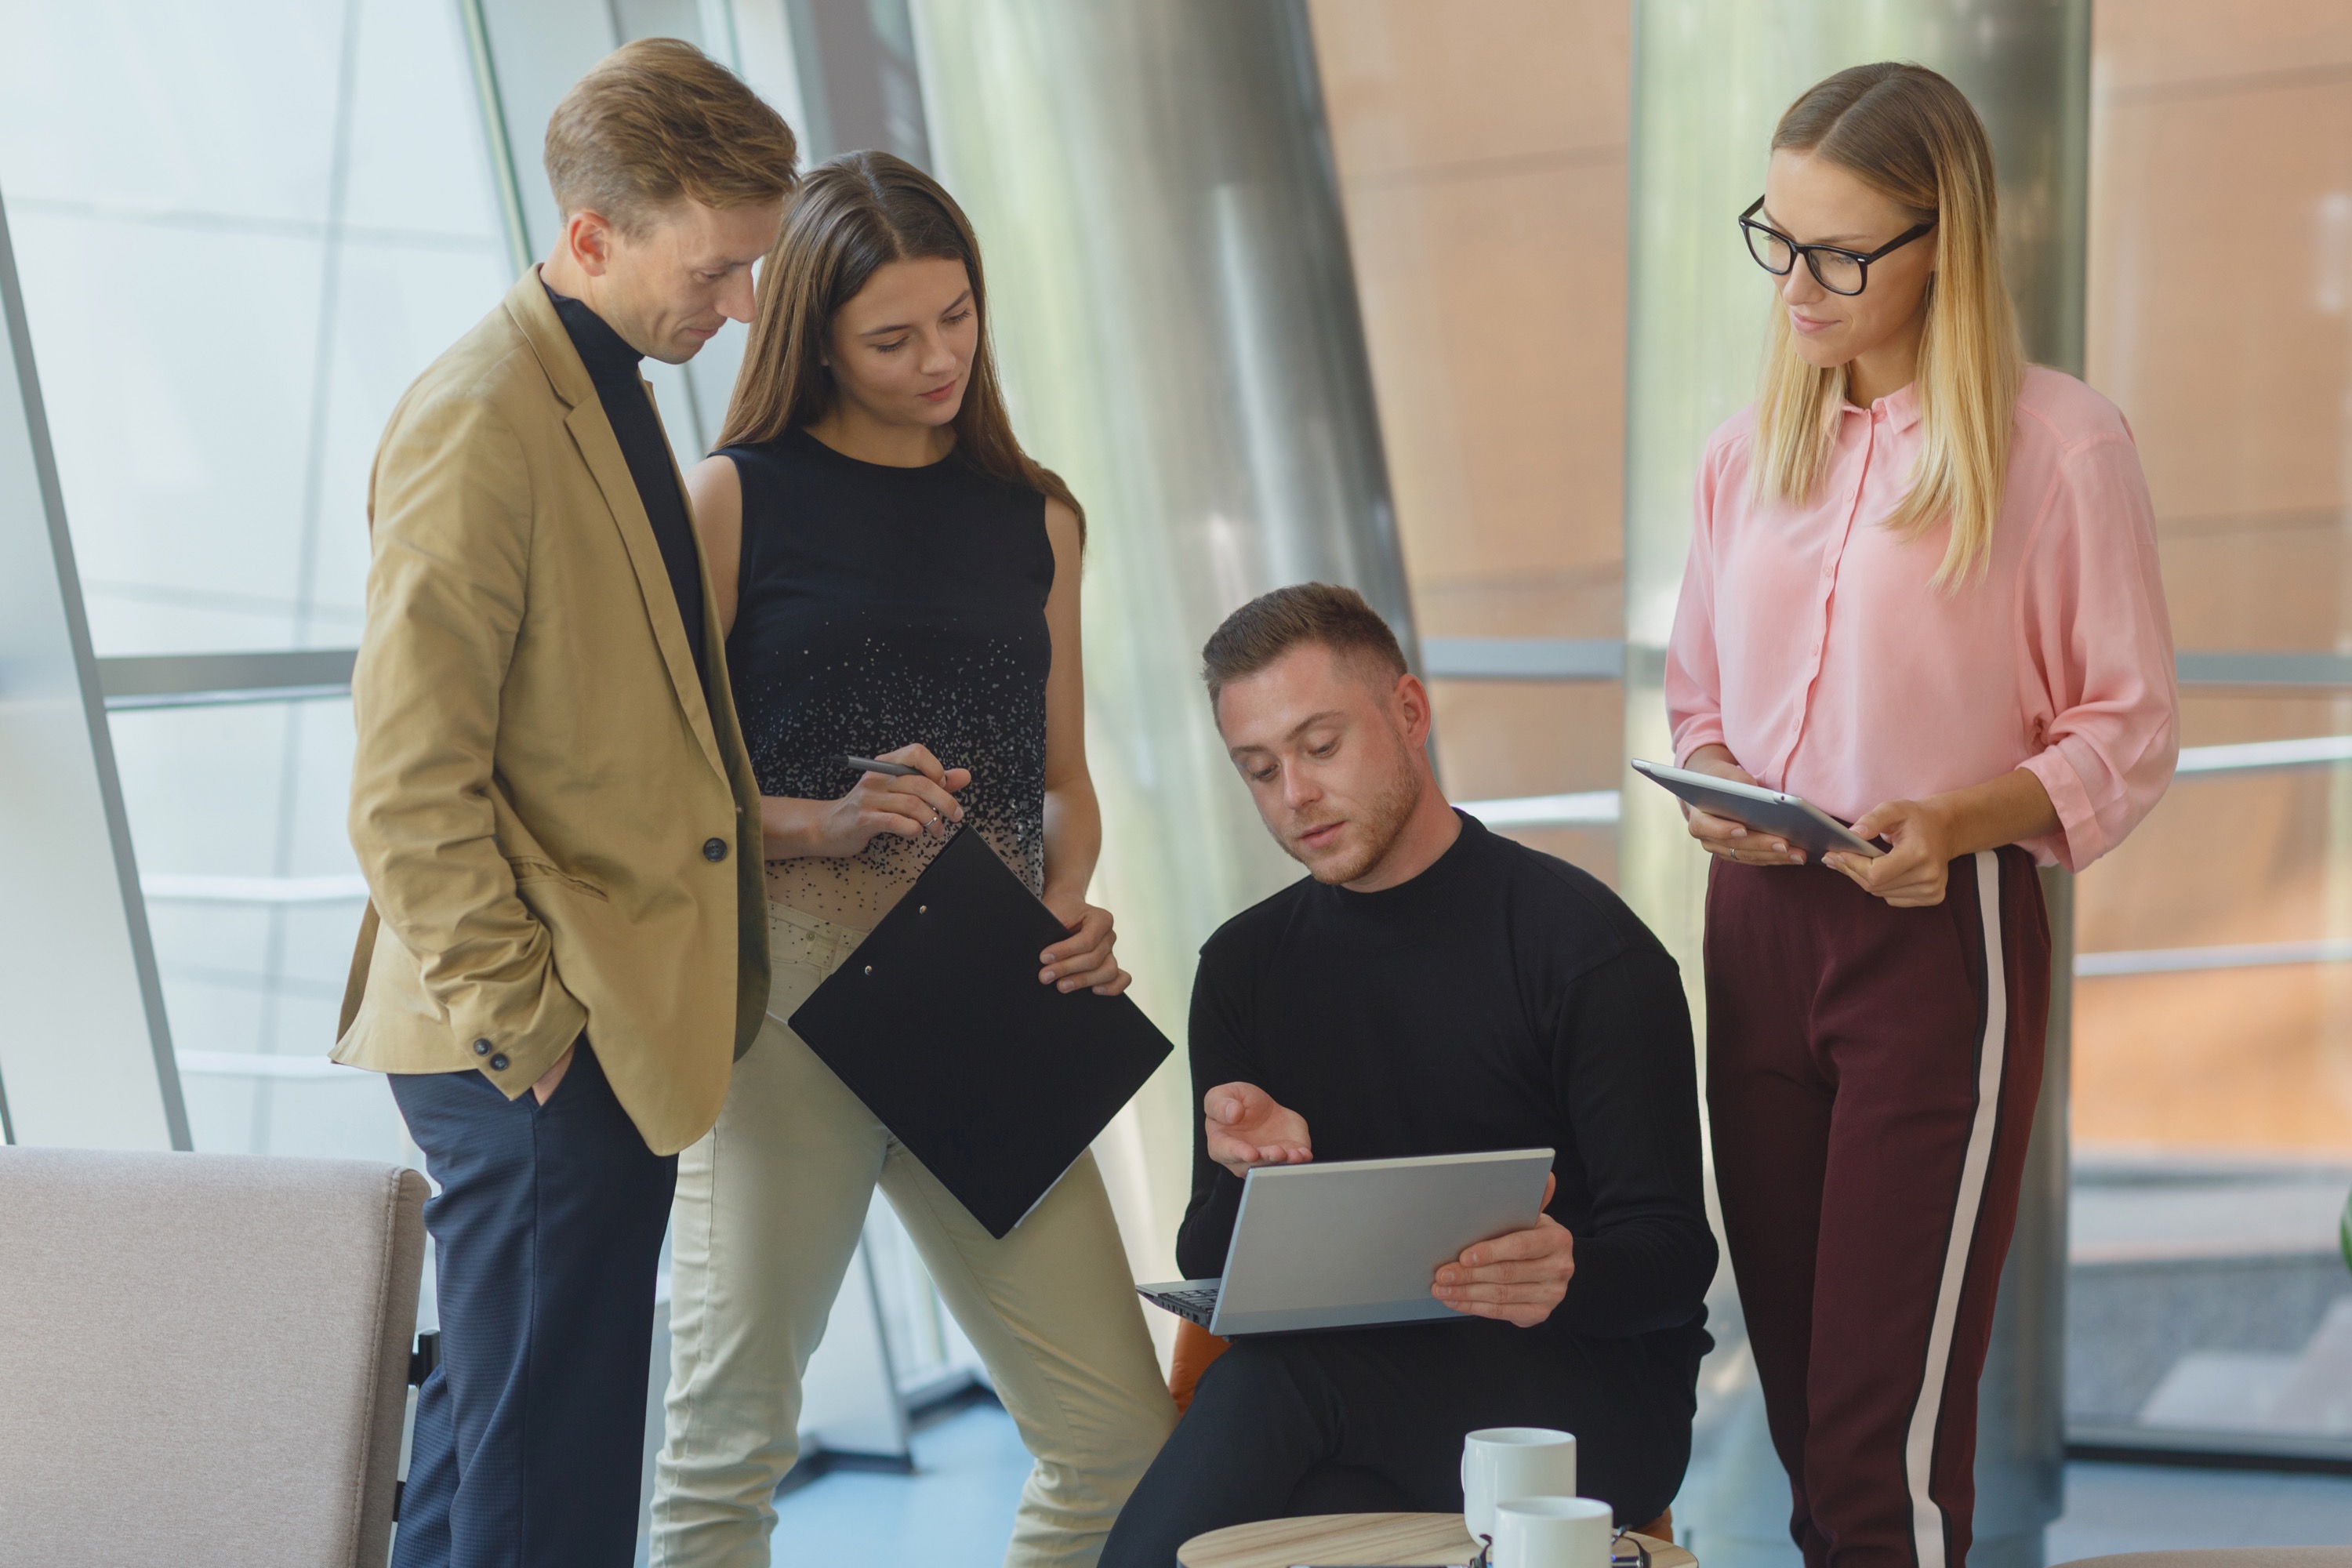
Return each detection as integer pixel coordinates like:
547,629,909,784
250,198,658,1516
1638,746,1884,866
1823,769,2062,908
1647,747,2065,909
1667,746,1813,865
1822,796,1956,904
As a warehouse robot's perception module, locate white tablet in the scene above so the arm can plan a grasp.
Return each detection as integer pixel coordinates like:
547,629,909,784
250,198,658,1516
1631,758,1884,860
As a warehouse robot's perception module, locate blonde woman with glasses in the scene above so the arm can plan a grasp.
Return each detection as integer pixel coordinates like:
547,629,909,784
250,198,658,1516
1666,64,2176,1566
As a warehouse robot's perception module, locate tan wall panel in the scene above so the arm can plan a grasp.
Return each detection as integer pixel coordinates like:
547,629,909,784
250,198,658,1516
1309,0,1632,853
2072,0,2352,1155
1340,163,1628,625
2089,81,2352,530
1309,0,1629,174
2091,0,2352,89
2157,525,2352,652
2078,768,2341,952
2075,967,2352,1150
1427,679,1625,799
1311,0,1632,643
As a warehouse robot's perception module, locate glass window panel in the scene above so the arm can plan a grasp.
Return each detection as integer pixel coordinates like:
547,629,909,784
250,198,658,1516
305,241,528,638
340,0,508,240
11,218,325,653
2072,0,2352,1455
0,2,343,223
0,0,506,1167
109,698,403,1163
0,0,510,656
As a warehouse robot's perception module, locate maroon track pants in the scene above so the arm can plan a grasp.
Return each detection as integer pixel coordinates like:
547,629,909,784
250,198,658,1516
1705,848,2049,1568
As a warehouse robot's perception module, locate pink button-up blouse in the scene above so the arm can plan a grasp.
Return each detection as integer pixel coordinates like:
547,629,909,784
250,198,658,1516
1664,365,2178,873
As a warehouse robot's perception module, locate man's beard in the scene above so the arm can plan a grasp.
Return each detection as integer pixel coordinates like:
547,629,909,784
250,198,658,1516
1290,738,1425,885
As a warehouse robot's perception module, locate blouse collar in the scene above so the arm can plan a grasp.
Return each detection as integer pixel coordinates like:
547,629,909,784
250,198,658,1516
1842,378,1923,434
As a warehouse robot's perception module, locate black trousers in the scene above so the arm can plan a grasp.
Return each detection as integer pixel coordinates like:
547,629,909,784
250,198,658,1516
389,1040,677,1568
1098,1314,1706,1568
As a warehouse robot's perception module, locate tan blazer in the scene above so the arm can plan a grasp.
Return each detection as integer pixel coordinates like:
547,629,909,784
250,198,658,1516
334,273,769,1157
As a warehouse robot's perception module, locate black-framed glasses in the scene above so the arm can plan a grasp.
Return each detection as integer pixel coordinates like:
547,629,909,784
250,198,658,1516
1740,195,1935,296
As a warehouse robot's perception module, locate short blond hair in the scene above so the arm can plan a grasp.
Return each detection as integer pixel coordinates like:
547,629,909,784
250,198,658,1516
544,38,797,234
1201,583,1407,706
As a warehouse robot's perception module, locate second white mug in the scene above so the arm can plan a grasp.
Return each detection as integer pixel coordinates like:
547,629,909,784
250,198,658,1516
1460,1427,1577,1543
1491,1496,1613,1568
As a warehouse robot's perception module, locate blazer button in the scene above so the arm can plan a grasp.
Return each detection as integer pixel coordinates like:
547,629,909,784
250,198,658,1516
488,1054,510,1071
702,837,728,862
473,1038,492,1056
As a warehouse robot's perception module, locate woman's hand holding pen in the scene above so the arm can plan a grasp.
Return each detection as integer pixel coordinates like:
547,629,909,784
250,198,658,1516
1680,743,1808,866
1040,887,1131,996
760,742,969,859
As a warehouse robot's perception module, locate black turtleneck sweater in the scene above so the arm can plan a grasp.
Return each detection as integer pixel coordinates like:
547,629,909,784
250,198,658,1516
543,279,707,684
1178,811,1717,1342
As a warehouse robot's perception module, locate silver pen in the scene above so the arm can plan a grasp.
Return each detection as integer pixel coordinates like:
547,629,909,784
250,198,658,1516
839,753,923,777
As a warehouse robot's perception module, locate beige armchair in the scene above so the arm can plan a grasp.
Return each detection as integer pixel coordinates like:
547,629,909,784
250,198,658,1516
0,1146,428,1567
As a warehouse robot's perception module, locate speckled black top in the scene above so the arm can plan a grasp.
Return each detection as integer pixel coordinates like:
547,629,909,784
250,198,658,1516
722,427,1054,928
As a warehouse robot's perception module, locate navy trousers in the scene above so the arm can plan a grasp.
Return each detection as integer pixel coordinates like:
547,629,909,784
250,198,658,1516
389,1040,677,1568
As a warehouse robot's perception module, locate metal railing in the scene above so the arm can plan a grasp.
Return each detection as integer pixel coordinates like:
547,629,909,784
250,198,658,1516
1429,637,2352,981
93,637,2352,710
98,648,357,710
1457,731,2352,979
116,638,2352,1030
1419,636,2352,691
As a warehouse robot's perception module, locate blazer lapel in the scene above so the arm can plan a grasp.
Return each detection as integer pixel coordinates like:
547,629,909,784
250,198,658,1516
507,274,728,782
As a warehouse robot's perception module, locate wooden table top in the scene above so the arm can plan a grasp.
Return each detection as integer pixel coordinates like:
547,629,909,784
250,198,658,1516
1176,1511,1695,1568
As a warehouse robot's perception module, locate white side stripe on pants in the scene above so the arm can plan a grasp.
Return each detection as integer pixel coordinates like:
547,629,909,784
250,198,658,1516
1903,850,2008,1568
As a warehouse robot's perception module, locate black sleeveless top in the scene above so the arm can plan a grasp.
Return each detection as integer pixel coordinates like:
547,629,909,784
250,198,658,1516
722,428,1055,923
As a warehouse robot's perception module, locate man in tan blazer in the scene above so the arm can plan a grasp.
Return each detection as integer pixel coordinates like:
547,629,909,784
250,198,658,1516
334,41,793,1568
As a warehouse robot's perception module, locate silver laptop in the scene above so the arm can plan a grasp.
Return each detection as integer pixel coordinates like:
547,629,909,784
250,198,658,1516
1137,1149,1553,1337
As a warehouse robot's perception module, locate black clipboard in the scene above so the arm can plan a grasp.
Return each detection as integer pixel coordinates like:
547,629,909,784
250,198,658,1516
788,826,1174,1238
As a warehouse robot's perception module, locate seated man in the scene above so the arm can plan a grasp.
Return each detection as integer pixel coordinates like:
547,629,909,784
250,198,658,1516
1098,584,1716,1566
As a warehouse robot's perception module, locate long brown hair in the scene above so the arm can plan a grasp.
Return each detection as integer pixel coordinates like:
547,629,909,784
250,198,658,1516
1751,63,2019,589
716,151,1082,536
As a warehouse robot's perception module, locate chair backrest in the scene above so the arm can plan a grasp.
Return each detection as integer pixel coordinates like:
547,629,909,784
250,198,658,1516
0,1146,428,1568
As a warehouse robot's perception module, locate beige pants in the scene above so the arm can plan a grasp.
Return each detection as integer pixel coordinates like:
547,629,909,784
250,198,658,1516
649,900,1177,1568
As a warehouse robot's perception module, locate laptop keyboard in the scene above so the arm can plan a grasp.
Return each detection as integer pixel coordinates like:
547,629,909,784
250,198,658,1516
1141,1283,1221,1324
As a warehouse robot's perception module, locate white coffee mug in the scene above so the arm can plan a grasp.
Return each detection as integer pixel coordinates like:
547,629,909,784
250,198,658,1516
1460,1427,1577,1543
1491,1496,1612,1568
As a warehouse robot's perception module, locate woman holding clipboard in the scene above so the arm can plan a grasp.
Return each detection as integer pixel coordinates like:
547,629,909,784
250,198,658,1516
647,153,1174,1566
1664,64,2175,1565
